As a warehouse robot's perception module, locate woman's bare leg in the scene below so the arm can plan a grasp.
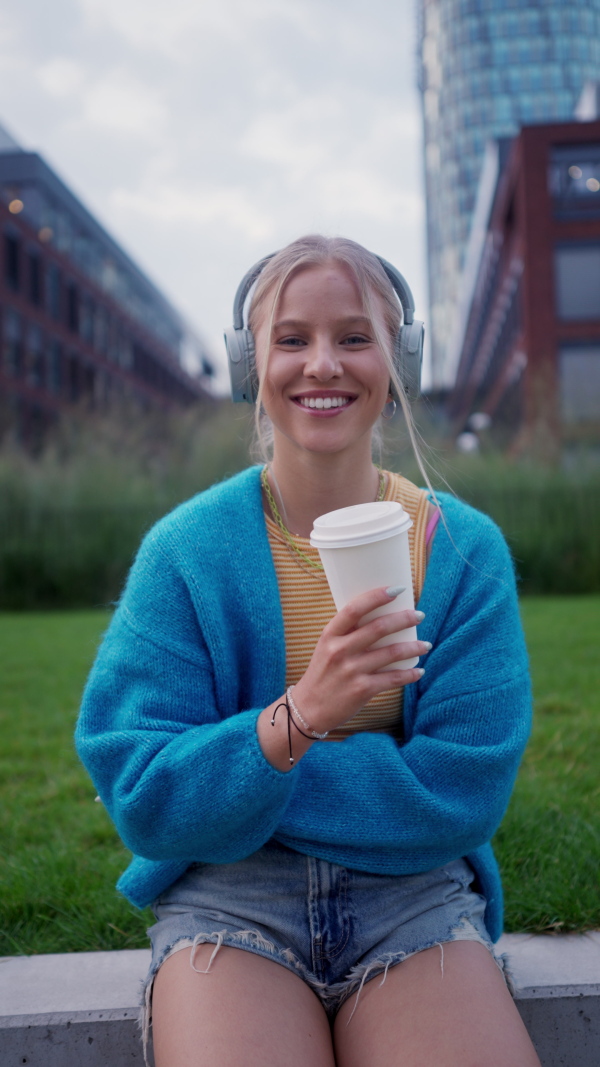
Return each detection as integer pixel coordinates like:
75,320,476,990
151,943,336,1067
334,941,541,1067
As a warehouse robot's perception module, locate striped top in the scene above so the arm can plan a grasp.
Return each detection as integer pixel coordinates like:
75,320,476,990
264,471,430,741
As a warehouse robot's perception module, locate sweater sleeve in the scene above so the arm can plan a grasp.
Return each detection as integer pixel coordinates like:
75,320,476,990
274,506,532,872
75,530,297,864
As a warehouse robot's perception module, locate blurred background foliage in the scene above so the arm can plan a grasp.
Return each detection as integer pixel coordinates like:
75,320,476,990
0,397,598,608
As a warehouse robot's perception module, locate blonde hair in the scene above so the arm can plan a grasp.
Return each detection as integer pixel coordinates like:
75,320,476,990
247,234,436,501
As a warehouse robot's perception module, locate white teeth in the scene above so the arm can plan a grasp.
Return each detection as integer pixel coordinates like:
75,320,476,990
299,396,350,409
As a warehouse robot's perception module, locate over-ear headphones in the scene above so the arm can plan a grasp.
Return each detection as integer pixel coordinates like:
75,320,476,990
224,251,424,404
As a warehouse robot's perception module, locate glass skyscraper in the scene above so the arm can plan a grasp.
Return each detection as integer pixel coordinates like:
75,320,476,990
418,0,600,386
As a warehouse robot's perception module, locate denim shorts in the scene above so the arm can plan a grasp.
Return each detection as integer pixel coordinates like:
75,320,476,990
142,838,502,1052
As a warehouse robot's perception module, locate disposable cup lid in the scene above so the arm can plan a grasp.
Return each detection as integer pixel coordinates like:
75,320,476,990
310,501,412,548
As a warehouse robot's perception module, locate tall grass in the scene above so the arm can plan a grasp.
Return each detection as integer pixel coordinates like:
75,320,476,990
0,400,254,609
422,456,599,595
1,400,598,607
385,404,600,595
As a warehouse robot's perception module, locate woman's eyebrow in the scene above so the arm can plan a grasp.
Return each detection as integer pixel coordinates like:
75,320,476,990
273,316,373,330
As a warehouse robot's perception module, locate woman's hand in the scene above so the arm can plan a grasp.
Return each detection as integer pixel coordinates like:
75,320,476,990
294,586,429,733
257,587,430,772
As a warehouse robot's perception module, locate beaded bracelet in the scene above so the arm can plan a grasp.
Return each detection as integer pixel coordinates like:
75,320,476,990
287,686,329,739
271,692,328,766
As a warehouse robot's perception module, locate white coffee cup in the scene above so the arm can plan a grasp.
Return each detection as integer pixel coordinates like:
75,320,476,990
310,501,418,670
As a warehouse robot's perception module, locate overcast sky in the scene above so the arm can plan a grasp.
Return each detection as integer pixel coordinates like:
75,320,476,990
0,0,427,390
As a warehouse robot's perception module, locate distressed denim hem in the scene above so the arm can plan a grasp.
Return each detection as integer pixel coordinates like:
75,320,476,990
139,917,505,1065
494,949,517,998
139,926,331,1066
333,916,503,1023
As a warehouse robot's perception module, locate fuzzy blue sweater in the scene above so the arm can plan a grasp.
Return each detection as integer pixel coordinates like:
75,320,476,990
76,466,532,942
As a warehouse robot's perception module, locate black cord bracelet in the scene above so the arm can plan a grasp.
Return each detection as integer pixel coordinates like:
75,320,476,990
271,695,326,765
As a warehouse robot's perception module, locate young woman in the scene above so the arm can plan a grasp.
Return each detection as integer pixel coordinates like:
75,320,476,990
76,236,541,1066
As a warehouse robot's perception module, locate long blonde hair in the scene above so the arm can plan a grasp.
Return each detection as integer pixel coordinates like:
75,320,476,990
248,234,435,499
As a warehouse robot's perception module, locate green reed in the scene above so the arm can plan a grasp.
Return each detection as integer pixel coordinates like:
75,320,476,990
437,459,599,594
1,403,598,607
0,400,254,609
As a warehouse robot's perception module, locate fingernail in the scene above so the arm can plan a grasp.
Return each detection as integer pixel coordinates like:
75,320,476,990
415,610,426,621
385,585,406,599
422,641,432,651
416,667,425,677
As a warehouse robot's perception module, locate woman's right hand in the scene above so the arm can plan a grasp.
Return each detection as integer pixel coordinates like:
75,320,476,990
257,587,430,771
293,586,429,735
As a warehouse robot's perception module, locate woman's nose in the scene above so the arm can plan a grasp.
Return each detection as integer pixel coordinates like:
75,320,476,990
303,340,342,379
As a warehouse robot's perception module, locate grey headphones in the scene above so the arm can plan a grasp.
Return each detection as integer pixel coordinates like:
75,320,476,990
224,252,424,404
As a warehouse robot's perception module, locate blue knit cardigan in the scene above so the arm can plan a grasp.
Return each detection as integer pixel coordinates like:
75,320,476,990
76,466,532,942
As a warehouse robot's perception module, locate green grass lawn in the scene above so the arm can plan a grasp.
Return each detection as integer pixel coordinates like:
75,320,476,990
1,598,599,956
0,610,153,956
495,597,600,933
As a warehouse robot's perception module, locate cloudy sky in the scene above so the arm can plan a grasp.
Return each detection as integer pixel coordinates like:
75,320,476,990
0,0,427,390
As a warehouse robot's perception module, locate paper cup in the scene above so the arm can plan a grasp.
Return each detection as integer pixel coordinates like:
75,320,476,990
310,501,418,669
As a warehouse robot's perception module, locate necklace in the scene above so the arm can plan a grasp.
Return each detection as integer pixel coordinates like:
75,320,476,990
261,465,386,572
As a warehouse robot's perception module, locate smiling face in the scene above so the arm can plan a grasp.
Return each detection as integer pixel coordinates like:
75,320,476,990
254,260,391,464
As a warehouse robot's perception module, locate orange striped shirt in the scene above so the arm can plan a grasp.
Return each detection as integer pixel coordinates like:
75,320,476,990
264,471,430,740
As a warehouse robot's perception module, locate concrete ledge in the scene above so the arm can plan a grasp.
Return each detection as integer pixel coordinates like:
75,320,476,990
500,932,600,1067
1,933,599,1066
0,949,150,1066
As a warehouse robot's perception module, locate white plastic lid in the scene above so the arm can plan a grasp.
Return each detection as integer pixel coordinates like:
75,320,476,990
310,501,412,548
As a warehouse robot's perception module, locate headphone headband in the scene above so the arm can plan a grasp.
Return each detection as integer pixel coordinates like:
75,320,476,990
224,248,424,404
232,252,415,330
232,254,276,331
375,256,415,326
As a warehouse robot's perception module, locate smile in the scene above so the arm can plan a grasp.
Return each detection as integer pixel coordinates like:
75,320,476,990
295,396,353,410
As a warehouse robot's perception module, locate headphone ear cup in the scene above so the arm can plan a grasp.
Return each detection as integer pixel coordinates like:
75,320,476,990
244,328,258,404
224,326,258,404
392,321,424,403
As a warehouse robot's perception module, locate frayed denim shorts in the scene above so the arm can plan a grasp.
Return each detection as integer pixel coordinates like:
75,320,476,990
142,838,503,1050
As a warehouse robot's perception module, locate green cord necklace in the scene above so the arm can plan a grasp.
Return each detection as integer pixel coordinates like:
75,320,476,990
261,465,386,572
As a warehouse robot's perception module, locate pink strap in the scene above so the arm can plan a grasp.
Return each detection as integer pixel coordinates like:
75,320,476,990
425,508,441,547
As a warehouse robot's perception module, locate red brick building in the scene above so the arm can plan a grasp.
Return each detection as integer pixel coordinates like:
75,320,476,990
0,130,214,447
447,119,600,457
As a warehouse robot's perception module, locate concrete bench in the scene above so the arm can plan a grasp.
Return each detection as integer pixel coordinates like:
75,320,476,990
1,932,599,1066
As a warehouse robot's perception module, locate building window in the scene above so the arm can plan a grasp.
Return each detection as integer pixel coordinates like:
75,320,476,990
28,251,42,306
48,339,62,394
67,352,80,402
3,307,22,376
554,245,600,321
46,263,61,320
118,332,133,370
94,306,108,354
549,143,600,220
560,345,600,424
79,294,94,344
28,324,45,388
67,282,79,332
4,233,20,291
83,363,96,404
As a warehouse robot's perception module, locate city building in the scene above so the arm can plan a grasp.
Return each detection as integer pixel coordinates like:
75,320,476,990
446,118,600,457
418,0,600,387
0,123,215,447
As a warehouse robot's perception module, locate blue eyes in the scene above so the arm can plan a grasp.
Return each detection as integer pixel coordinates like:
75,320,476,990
276,335,371,347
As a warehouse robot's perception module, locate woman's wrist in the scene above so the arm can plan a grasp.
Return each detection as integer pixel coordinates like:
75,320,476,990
287,686,329,739
290,679,335,736
256,695,316,773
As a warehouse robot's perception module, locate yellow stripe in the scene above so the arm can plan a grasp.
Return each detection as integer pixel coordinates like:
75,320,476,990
265,471,429,741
